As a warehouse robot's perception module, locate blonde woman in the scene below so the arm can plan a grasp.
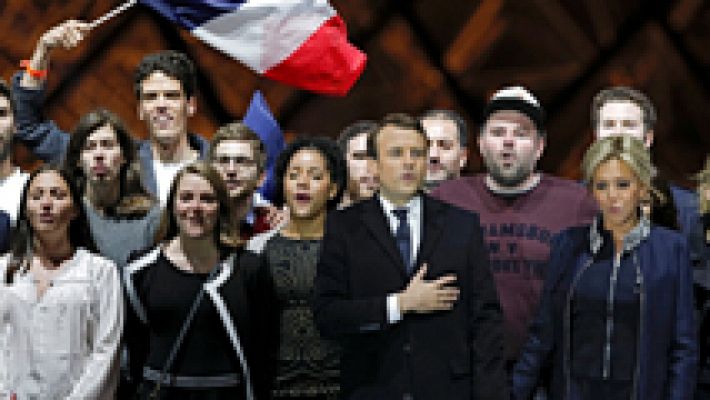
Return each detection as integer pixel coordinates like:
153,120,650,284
513,136,696,400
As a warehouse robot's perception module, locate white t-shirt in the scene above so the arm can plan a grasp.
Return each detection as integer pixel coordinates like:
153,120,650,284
153,159,189,206
0,168,29,224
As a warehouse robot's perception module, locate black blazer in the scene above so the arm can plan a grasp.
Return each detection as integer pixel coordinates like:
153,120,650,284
122,247,274,399
313,195,508,400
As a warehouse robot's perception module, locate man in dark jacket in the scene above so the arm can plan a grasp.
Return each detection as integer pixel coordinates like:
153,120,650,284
314,113,507,400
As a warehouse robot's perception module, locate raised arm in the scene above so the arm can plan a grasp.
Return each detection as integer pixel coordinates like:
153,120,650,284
12,20,90,164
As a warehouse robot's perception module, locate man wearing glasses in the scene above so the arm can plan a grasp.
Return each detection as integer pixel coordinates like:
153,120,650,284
209,121,277,239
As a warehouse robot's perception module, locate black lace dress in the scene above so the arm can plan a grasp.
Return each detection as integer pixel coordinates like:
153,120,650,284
262,233,340,400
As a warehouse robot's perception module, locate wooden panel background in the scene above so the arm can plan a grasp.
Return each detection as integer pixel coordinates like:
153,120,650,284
1,0,708,186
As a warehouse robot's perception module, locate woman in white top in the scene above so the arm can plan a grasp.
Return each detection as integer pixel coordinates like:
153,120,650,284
0,165,123,399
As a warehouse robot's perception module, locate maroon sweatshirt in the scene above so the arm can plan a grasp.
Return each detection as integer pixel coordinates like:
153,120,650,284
432,174,597,362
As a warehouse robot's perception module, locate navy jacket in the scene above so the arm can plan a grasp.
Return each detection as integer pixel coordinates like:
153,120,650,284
513,220,697,400
10,72,209,197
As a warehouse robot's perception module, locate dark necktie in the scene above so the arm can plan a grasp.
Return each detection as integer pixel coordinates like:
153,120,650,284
392,208,411,273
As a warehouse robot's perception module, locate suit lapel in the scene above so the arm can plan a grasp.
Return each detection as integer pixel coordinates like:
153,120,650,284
361,198,408,278
415,195,446,268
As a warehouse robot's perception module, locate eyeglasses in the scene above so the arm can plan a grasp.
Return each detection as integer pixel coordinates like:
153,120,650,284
213,155,257,167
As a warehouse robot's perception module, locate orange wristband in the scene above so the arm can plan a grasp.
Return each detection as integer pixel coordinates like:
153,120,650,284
20,59,48,79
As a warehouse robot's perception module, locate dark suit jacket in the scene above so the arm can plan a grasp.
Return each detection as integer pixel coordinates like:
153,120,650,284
0,211,10,253
313,194,508,400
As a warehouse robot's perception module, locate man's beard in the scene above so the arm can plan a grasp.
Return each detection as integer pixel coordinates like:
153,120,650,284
230,187,255,204
483,157,535,188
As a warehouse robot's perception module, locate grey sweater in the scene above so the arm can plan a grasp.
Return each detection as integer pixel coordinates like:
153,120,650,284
84,200,162,270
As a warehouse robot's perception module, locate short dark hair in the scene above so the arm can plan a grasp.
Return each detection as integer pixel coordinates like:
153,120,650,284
273,137,347,210
134,50,196,99
367,113,427,159
336,120,378,154
419,109,468,146
591,86,657,132
64,109,154,217
0,79,14,113
209,122,266,173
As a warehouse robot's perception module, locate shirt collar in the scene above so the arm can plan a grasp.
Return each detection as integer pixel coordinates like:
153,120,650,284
378,193,421,218
589,215,651,255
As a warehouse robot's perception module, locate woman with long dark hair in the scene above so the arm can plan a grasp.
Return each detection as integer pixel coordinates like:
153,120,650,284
123,161,270,400
63,108,160,269
247,137,346,400
0,166,123,398
513,136,697,400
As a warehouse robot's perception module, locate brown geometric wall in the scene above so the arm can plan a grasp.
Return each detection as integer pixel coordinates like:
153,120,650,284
1,0,709,186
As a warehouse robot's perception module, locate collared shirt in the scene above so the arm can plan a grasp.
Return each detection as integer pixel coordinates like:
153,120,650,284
377,194,422,266
378,193,423,325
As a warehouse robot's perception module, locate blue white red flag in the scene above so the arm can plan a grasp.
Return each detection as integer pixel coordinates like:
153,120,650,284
140,0,367,96
243,90,284,202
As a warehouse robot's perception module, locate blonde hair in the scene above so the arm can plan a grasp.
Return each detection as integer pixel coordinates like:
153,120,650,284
694,155,710,214
581,136,657,197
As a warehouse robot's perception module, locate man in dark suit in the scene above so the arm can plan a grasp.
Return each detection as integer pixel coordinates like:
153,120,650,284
314,113,507,400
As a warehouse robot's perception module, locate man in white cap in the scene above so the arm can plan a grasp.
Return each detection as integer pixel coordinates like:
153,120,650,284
432,86,597,374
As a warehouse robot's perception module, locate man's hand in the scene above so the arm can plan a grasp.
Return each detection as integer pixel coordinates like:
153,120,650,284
265,205,289,228
22,20,91,87
397,263,459,315
38,20,90,51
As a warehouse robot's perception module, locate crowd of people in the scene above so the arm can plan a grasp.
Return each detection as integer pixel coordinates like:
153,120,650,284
0,19,708,400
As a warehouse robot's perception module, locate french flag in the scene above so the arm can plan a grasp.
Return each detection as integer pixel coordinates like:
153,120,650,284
140,0,367,96
243,90,284,203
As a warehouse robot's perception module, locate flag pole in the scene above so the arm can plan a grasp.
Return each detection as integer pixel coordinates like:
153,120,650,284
88,0,139,29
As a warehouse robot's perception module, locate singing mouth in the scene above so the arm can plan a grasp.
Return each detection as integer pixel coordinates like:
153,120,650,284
224,179,243,188
153,114,175,129
38,214,55,223
295,193,312,202
92,165,109,176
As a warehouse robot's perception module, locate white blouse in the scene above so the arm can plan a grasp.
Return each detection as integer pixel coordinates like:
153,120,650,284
0,248,123,399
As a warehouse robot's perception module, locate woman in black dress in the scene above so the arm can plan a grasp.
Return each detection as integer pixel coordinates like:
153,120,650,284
123,162,270,400
248,137,346,400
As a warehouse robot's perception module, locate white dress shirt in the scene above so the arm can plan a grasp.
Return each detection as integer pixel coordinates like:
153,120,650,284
377,194,423,324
